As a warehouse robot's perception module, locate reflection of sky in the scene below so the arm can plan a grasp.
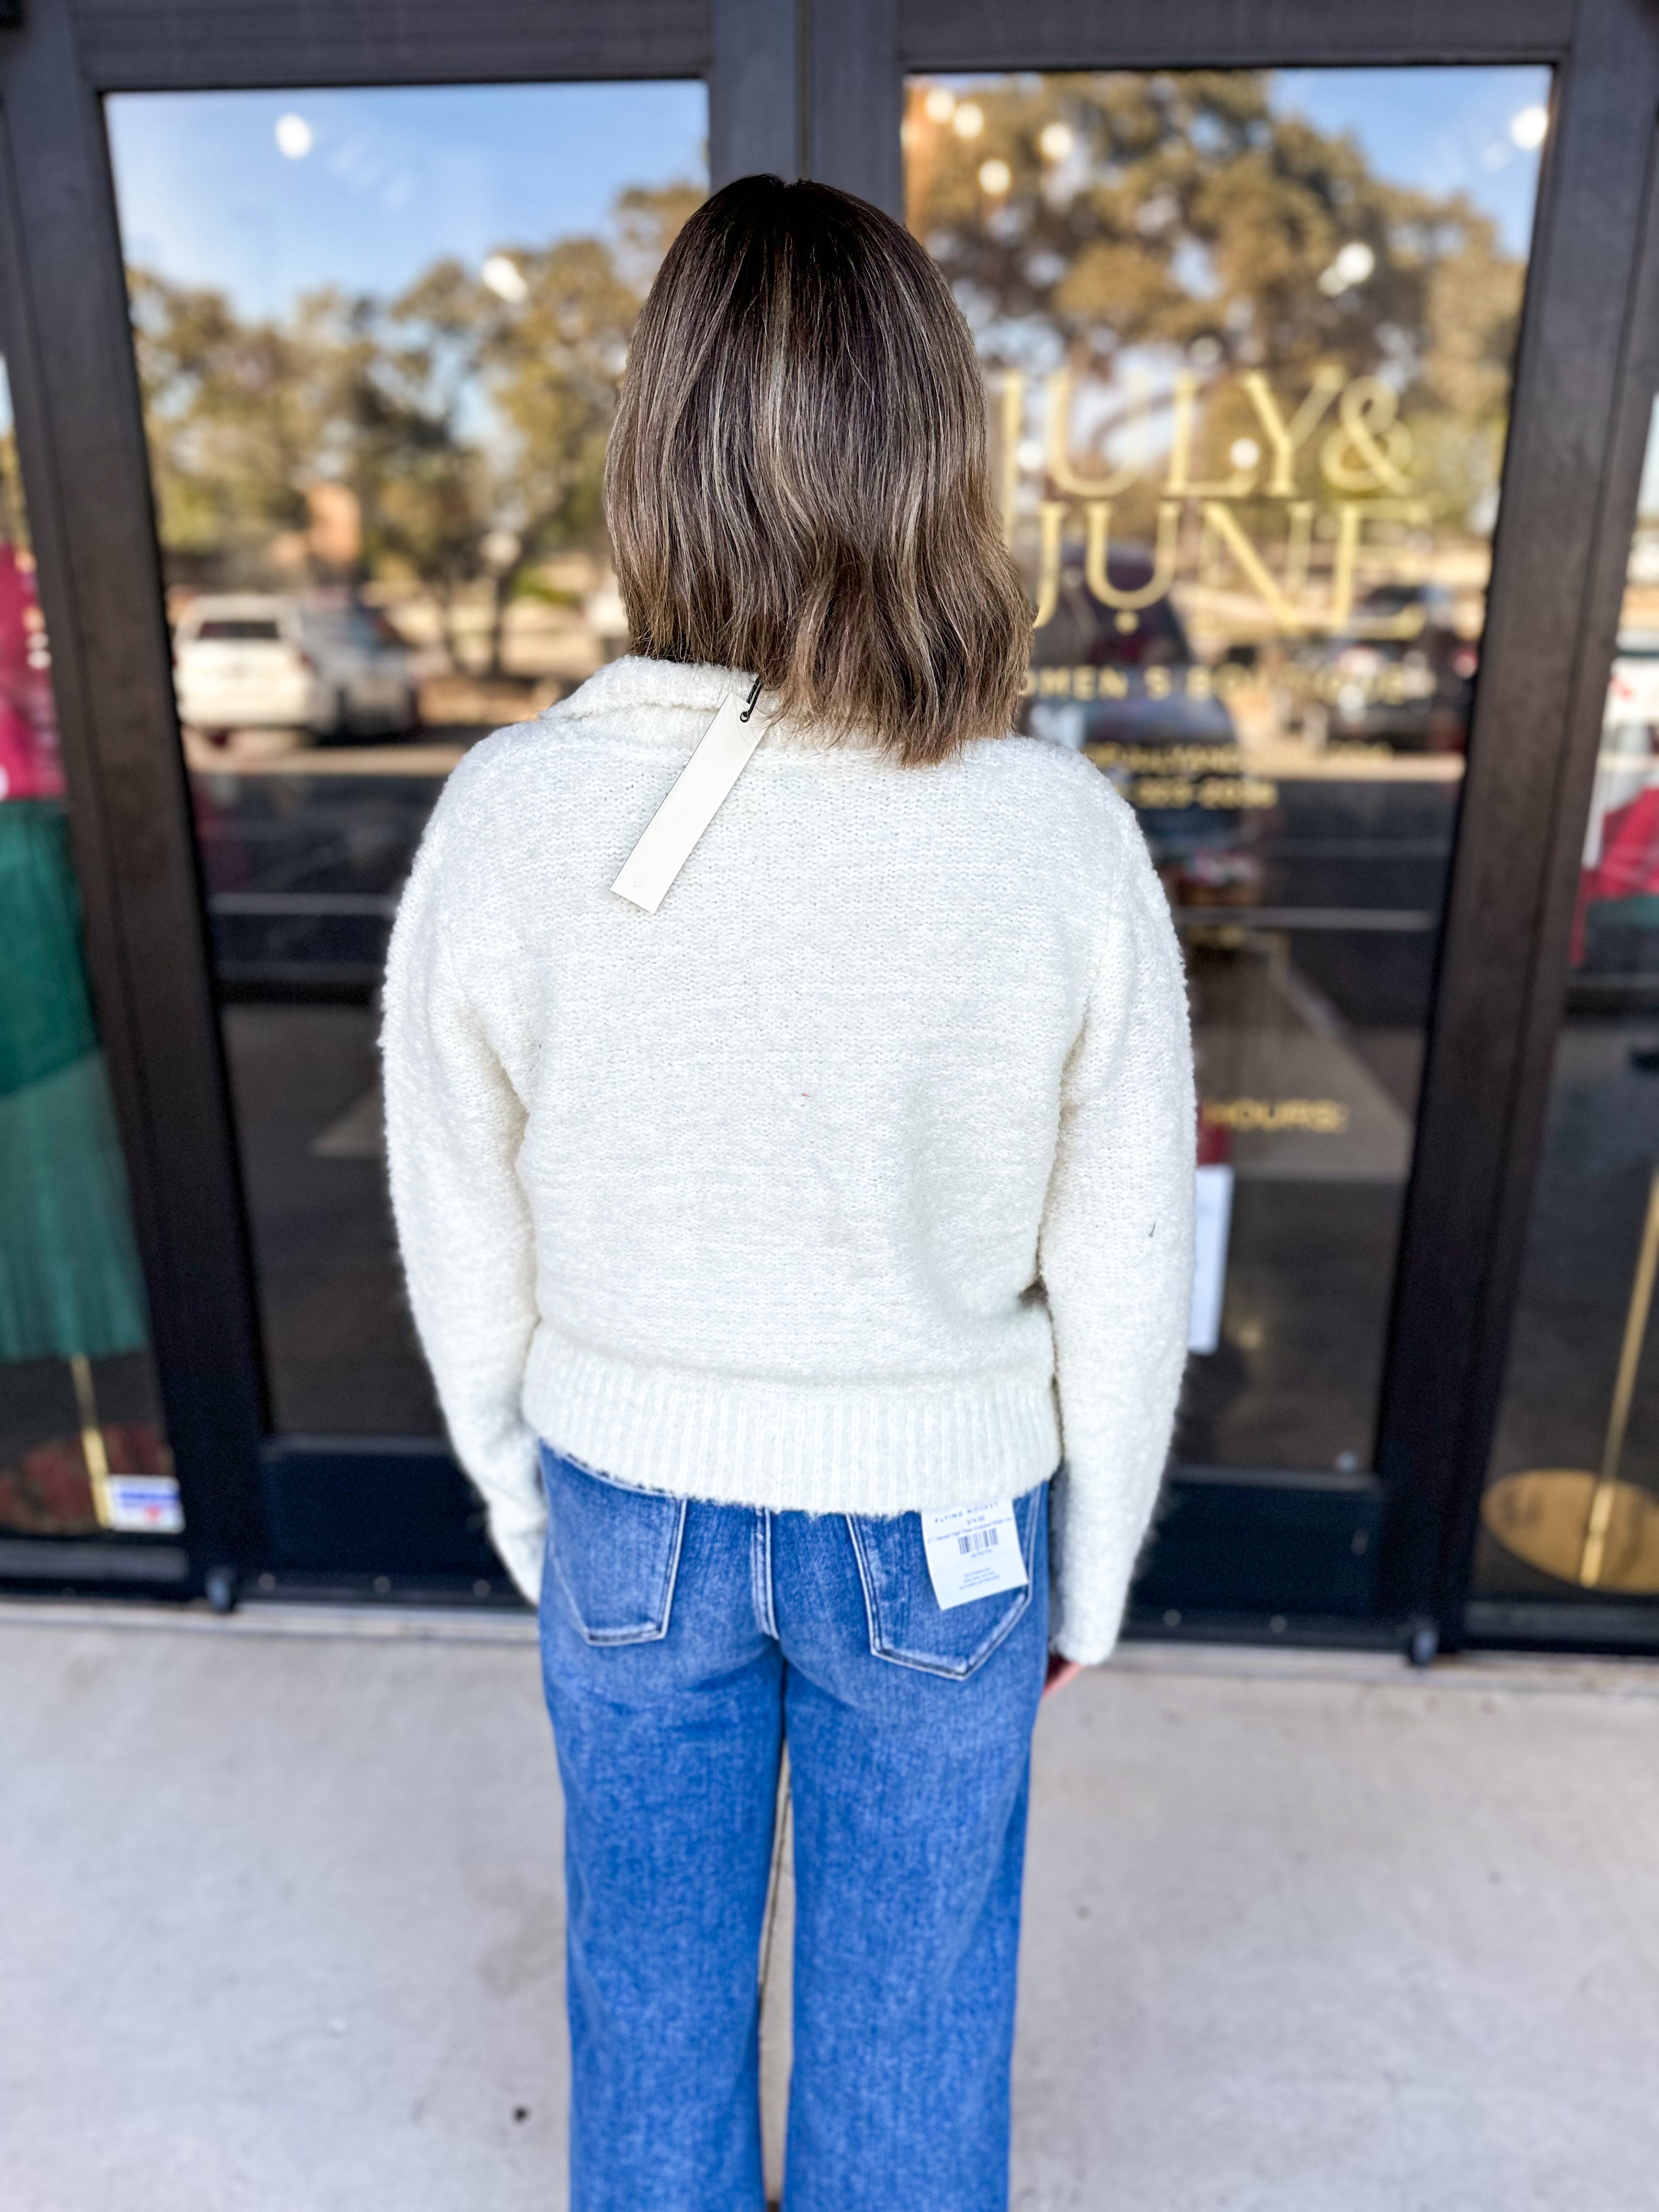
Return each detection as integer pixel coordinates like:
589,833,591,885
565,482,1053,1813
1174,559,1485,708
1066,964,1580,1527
106,83,708,318
107,69,1543,318
1273,67,1550,257
929,64,1550,260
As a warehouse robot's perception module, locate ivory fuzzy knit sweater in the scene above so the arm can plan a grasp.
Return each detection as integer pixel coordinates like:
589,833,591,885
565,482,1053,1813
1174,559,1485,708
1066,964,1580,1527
381,654,1194,1663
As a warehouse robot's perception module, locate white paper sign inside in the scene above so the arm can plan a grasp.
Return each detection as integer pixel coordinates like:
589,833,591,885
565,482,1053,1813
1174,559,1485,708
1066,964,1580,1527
1188,1161,1235,1356
105,1474,185,1536
919,1499,1028,1610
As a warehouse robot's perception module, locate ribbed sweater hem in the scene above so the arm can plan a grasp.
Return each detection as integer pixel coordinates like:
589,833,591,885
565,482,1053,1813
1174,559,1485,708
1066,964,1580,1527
522,1328,1062,1516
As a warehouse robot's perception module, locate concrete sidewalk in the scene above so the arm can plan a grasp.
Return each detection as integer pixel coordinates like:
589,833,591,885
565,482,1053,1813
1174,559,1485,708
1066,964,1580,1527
2,1603,1656,2211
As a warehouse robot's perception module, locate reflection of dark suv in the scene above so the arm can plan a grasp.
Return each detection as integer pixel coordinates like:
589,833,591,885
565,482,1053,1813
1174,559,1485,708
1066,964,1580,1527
1296,582,1478,753
1024,547,1238,751
1022,545,1248,883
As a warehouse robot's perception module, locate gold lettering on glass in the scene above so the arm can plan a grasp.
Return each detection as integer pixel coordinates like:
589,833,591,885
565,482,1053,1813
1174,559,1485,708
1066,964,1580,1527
1166,372,1258,499
1240,366,1345,498
997,374,1024,551
1032,498,1067,629
1084,499,1181,610
1004,362,1443,640
1044,367,1146,498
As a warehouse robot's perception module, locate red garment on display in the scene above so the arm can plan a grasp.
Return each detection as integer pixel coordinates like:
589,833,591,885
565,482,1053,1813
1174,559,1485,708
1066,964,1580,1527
0,541,61,804
1572,785,1659,963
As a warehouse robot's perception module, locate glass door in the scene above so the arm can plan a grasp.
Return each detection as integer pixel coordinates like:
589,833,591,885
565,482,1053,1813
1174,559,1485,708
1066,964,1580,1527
104,81,706,1581
0,362,178,1567
905,65,1551,1620
1478,392,1659,1632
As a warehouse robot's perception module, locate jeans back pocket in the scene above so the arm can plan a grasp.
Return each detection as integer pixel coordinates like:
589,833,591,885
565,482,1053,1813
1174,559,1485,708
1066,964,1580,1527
539,1446,687,1646
847,1484,1044,1680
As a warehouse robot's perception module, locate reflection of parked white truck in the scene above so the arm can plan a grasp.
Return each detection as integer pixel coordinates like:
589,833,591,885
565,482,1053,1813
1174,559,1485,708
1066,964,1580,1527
173,594,420,742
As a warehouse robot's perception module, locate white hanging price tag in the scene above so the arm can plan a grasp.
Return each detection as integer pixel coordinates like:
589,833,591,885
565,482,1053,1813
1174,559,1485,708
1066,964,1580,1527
919,1499,1028,1610
612,680,768,912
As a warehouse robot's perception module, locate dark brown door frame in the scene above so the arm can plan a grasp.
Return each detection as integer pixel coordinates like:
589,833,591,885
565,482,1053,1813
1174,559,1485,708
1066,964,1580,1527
3,0,1657,1644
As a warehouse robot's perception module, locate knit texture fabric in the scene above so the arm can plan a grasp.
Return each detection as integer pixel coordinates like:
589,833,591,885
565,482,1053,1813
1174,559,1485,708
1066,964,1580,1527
381,655,1194,1662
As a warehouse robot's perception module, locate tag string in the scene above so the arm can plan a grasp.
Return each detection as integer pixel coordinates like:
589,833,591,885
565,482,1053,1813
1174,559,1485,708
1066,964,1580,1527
738,673,764,724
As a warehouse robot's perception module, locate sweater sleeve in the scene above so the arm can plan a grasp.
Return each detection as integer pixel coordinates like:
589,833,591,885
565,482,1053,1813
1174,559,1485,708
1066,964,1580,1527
380,802,546,1602
1039,818,1195,1664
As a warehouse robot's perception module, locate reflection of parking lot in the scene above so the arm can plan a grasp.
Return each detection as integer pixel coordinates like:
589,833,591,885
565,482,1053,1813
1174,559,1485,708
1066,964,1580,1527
222,1001,439,1438
1182,922,1426,1472
192,742,494,1435
194,734,1461,989
190,746,474,996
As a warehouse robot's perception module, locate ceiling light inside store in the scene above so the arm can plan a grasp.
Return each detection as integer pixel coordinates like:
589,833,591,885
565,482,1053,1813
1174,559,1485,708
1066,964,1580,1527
1038,121,1074,162
1510,103,1549,149
978,158,1012,195
952,101,985,139
481,253,529,303
923,86,957,125
274,112,313,160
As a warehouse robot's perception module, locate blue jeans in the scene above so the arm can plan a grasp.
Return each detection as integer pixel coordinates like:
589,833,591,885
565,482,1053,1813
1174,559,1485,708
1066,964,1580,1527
536,1446,1049,2212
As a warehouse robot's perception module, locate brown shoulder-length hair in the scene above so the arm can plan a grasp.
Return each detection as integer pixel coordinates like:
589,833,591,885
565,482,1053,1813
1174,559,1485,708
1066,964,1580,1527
605,175,1030,766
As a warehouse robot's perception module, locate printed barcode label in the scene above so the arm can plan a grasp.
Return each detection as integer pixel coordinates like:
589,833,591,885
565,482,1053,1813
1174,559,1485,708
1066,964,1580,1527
921,1499,1027,1610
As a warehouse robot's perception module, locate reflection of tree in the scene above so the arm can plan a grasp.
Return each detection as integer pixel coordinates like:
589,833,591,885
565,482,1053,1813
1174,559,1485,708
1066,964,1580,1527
907,72,1528,533
129,269,323,567
128,182,698,672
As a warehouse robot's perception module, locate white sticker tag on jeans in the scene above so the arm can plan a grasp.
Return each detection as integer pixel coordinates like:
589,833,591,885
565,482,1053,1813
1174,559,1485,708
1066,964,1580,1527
919,1499,1028,1611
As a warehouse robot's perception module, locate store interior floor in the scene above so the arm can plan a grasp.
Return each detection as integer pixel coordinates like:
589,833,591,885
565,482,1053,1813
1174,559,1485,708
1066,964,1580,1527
3,1603,1655,2212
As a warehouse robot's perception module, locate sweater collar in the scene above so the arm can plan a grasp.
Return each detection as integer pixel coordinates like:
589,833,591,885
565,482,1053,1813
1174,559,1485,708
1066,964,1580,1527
555,654,887,754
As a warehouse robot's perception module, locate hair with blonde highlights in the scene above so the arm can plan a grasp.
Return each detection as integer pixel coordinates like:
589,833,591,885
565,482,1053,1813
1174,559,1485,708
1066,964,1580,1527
604,175,1030,766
